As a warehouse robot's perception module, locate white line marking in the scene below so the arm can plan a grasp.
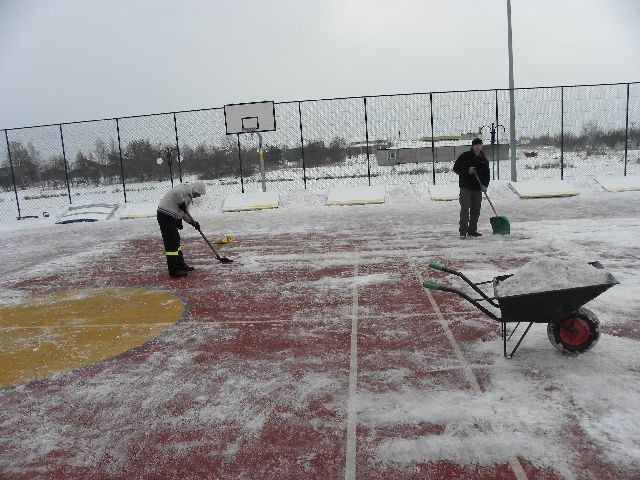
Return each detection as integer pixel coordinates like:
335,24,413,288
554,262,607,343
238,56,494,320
509,457,529,480
413,264,528,480
422,288,482,394
344,262,359,480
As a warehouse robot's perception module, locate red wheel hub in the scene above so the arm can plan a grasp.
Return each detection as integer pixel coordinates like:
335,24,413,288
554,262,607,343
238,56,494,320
559,316,590,346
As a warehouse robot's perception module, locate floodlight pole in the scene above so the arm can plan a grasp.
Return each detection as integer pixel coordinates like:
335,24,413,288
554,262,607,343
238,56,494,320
481,123,505,180
160,146,176,188
507,0,517,181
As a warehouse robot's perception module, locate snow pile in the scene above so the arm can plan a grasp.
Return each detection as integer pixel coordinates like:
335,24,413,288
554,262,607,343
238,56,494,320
222,192,280,212
597,176,640,192
508,180,579,198
326,185,386,205
496,258,612,297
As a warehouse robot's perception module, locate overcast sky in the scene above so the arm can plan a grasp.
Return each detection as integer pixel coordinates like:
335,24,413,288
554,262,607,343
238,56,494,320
0,0,638,129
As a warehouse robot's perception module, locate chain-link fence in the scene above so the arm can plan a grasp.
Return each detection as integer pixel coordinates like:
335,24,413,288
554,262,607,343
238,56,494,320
628,83,640,176
0,133,19,219
1,81,638,220
300,97,369,190
61,120,123,206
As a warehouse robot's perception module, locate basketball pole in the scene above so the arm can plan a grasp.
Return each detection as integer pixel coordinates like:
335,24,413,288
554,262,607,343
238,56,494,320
257,132,266,192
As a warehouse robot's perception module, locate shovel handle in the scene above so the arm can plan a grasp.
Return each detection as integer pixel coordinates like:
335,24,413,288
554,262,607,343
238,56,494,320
474,172,499,217
184,209,228,262
197,228,222,259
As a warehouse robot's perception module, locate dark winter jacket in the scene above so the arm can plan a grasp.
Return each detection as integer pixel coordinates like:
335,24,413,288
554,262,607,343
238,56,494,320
453,149,491,190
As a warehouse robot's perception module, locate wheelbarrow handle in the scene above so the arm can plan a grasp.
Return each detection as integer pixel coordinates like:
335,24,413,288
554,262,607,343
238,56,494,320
423,281,441,290
422,280,500,321
427,263,500,307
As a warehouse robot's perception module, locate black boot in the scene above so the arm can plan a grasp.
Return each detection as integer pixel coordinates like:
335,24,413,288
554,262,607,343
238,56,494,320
178,251,195,272
167,256,188,277
468,231,482,237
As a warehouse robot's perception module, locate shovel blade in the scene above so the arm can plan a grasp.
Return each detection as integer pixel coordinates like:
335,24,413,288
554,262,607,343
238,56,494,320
217,257,234,264
490,216,511,235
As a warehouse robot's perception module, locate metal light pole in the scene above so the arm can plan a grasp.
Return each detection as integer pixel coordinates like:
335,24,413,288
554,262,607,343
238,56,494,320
507,0,517,181
481,123,506,180
157,147,183,188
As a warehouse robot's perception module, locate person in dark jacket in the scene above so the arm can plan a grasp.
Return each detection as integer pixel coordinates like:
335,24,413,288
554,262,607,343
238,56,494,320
453,138,490,237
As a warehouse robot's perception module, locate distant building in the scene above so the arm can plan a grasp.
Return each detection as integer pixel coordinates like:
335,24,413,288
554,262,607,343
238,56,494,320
347,140,388,157
376,138,509,166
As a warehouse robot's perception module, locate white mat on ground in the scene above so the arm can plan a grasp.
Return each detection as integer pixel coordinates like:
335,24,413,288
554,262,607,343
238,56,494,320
326,185,386,205
222,192,279,212
118,202,157,219
428,184,459,201
596,176,640,192
508,180,579,198
56,204,119,224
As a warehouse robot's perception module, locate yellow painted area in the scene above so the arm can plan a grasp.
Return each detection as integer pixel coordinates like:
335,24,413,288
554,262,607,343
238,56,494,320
0,287,186,389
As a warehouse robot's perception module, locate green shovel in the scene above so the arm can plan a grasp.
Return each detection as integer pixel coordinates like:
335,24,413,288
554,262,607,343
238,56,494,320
474,172,510,235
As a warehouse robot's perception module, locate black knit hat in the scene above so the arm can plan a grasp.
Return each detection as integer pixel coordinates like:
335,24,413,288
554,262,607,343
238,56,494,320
471,138,483,146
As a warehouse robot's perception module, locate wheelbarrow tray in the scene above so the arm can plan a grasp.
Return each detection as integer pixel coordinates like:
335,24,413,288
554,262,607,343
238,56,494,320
493,273,619,324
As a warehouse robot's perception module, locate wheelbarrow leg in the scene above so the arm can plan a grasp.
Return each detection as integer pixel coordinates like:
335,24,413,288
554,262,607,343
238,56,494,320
506,322,534,358
502,321,507,358
507,322,522,341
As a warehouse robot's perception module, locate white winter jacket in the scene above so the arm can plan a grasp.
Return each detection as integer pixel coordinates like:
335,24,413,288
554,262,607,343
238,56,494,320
157,181,206,220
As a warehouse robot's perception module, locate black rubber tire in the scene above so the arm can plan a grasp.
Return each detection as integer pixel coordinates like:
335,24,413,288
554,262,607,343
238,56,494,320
547,307,600,354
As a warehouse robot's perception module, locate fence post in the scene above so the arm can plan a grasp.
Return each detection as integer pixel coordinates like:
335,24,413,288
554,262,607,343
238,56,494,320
560,86,564,180
624,83,630,176
58,124,72,204
298,101,307,189
429,93,436,185
173,113,183,183
363,97,371,186
4,129,21,219
116,118,128,203
237,134,245,193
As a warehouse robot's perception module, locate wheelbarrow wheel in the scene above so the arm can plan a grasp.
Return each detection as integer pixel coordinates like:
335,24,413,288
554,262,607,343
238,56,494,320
547,307,600,354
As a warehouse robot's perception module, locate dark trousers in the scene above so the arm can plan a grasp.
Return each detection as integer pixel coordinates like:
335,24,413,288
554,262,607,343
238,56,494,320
157,211,186,274
459,188,482,235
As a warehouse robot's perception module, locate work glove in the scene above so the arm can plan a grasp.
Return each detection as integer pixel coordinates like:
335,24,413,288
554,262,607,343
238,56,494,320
191,221,201,231
178,202,187,211
480,185,488,193
468,166,477,175
176,219,184,230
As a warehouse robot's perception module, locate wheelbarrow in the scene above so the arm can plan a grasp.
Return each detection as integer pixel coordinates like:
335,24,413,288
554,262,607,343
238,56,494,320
422,261,619,358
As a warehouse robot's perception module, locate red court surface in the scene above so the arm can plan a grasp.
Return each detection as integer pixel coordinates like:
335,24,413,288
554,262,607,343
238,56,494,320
1,202,639,479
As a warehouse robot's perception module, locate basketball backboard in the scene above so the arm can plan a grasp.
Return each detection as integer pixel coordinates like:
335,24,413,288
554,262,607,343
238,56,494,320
224,101,276,135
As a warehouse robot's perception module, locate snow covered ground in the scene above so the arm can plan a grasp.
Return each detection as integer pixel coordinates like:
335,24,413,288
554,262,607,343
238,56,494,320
1,178,639,478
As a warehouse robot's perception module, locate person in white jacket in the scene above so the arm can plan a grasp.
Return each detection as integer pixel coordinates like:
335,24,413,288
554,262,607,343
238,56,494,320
157,181,207,277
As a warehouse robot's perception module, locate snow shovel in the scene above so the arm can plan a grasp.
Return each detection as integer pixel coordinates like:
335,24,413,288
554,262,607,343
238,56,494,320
184,211,233,263
196,229,234,263
474,172,510,235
